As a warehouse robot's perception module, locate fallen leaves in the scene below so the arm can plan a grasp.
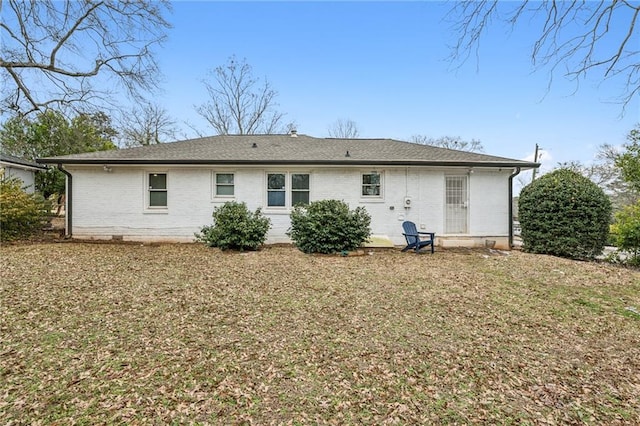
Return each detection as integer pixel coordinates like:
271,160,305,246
0,243,639,424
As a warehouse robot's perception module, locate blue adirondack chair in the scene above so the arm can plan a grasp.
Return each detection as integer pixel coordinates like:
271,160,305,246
401,221,435,253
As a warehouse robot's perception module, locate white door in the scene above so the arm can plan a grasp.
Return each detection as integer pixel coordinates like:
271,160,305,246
445,175,468,234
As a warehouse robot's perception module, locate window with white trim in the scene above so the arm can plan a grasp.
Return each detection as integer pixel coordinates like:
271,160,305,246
267,173,286,207
291,173,310,206
148,173,167,208
215,172,235,197
361,172,382,197
266,172,310,208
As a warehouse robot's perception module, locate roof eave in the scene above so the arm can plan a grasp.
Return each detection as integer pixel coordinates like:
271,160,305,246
37,158,540,169
1,160,48,170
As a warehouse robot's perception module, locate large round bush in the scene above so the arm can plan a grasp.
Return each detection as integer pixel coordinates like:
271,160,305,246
287,199,371,254
196,201,271,251
0,176,48,241
519,169,611,259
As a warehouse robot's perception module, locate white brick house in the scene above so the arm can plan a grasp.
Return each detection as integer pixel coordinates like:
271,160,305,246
38,134,538,249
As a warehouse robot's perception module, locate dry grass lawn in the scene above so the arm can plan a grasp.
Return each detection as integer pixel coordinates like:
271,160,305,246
1,243,639,425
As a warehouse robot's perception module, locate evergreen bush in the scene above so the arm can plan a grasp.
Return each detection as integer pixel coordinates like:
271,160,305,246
196,202,270,251
610,201,640,265
287,199,371,254
519,169,612,259
1,175,48,241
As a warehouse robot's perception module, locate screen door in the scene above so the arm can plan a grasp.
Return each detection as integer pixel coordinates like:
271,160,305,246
445,176,468,234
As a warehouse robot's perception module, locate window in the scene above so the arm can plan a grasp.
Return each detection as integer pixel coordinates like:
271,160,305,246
267,173,286,207
266,172,310,208
215,173,234,197
148,173,167,208
291,173,310,206
362,172,381,197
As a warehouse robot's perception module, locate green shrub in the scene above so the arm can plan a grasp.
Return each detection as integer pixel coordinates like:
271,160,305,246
36,168,66,199
611,201,640,262
519,169,612,259
1,176,48,241
196,201,271,251
287,199,371,254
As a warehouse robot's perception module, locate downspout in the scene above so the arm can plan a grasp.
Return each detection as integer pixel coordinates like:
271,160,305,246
508,167,521,249
57,164,72,238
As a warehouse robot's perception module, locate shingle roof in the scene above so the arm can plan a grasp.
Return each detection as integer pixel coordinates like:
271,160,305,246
37,134,538,168
1,153,48,170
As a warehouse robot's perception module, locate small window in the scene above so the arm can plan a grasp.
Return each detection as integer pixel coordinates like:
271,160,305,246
148,173,167,207
362,172,381,197
291,173,310,206
267,173,286,207
215,173,234,196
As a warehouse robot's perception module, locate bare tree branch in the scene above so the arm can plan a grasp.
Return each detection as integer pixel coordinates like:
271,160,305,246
0,0,171,117
447,1,640,110
195,56,293,135
49,1,103,69
327,118,360,138
411,135,484,153
118,103,179,147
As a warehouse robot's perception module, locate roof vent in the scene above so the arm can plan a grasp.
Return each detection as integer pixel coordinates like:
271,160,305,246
252,142,257,148
290,129,298,137
345,150,351,157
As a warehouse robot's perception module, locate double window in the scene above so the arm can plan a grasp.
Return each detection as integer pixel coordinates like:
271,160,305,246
148,173,167,208
267,172,309,208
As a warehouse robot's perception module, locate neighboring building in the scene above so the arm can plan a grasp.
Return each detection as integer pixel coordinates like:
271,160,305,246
1,154,47,193
38,134,539,248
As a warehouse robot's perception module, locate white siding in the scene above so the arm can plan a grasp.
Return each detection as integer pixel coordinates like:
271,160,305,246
2,165,37,193
66,165,514,248
469,170,510,235
69,166,213,241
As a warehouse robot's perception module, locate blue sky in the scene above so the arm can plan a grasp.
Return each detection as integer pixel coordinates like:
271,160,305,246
156,1,638,179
